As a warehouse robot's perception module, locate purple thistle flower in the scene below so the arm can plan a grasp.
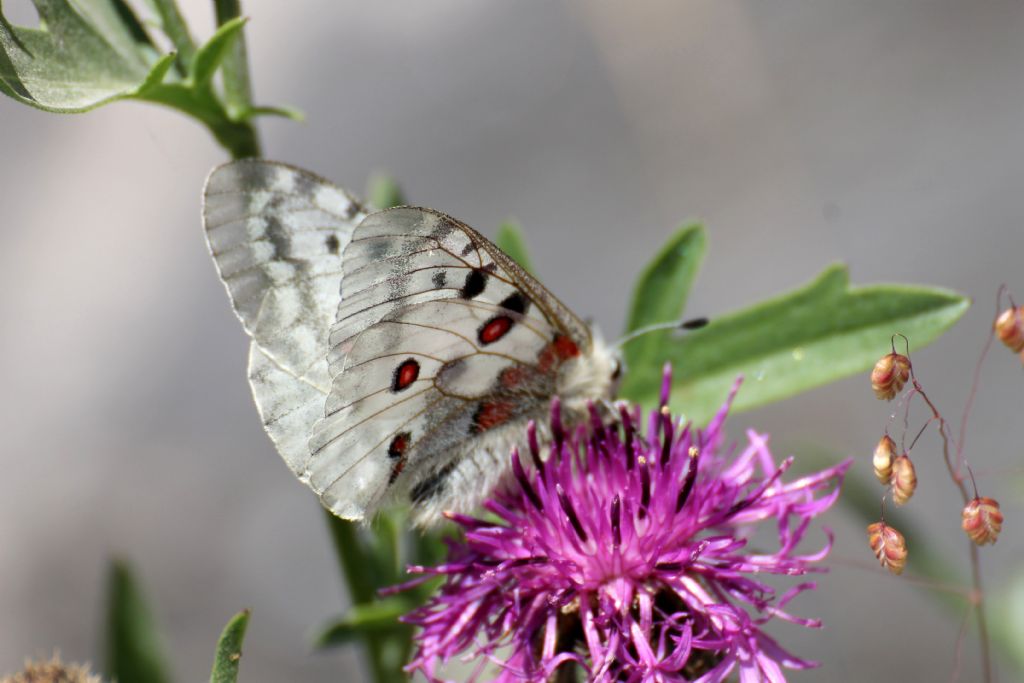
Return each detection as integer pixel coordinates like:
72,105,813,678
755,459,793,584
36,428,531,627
400,370,852,682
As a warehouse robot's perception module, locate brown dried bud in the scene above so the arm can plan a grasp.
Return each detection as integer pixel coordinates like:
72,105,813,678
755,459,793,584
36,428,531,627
962,496,1003,545
870,353,911,400
873,435,896,485
891,454,917,506
995,306,1024,353
867,521,907,575
2,654,103,683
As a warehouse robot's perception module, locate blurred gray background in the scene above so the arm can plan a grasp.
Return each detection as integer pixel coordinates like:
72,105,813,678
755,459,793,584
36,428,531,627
2,1,1023,681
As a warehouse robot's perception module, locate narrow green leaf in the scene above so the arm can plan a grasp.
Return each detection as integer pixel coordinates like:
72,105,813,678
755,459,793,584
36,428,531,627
240,103,305,121
209,610,251,683
620,264,969,424
137,51,177,93
622,224,706,374
312,598,414,649
190,16,247,89
104,559,172,683
367,174,406,210
495,221,535,274
212,0,252,117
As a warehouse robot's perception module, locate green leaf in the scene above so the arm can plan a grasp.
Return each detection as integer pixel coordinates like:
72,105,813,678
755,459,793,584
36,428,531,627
619,264,969,424
495,221,535,274
622,224,706,374
367,174,406,210
209,609,251,683
312,598,414,649
0,0,165,112
104,559,172,683
190,16,247,89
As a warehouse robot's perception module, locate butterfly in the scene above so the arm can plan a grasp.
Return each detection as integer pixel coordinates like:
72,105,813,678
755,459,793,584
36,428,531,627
203,160,620,526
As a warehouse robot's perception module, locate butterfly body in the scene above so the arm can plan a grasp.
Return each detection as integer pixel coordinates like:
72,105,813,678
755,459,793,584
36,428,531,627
204,160,617,526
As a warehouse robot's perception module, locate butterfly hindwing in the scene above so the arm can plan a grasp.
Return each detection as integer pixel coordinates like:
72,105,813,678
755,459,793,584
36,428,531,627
203,160,365,473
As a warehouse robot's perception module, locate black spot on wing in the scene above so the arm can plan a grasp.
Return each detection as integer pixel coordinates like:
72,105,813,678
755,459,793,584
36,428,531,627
432,270,447,289
410,460,459,504
460,268,488,299
325,233,340,254
499,291,529,315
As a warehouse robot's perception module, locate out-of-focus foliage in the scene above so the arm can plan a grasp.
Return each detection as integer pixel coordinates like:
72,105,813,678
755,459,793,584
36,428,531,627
0,0,299,157
105,560,172,683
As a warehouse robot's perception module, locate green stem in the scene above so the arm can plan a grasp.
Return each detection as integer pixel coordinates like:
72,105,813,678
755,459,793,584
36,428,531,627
324,511,406,683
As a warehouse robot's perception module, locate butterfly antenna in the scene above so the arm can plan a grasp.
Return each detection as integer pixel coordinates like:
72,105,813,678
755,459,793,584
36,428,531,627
613,317,709,350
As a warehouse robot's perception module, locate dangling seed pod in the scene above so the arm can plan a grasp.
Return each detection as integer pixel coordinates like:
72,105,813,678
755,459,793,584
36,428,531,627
962,497,1003,545
867,521,907,575
891,454,917,506
994,306,1024,353
873,435,897,485
871,353,911,400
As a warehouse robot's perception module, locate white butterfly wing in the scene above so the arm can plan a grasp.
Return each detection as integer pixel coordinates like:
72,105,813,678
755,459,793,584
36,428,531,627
202,160,366,472
308,208,597,522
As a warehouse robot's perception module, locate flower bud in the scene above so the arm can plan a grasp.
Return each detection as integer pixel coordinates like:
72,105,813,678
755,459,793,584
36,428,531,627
873,435,896,485
867,521,907,575
995,306,1024,353
962,497,1003,545
891,454,917,506
871,353,911,400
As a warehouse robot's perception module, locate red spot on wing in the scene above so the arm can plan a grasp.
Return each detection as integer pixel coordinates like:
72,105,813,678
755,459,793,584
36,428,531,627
553,335,580,360
478,316,513,345
388,432,411,485
537,335,580,373
500,365,528,389
472,401,515,433
392,359,420,391
388,433,410,458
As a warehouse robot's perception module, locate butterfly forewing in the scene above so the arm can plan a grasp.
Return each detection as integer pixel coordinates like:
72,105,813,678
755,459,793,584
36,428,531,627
307,208,598,522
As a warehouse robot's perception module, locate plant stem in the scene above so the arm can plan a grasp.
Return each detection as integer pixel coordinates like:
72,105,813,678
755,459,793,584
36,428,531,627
324,511,406,683
911,378,992,682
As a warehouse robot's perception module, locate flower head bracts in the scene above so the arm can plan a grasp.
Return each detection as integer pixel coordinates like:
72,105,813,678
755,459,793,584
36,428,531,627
402,370,851,682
